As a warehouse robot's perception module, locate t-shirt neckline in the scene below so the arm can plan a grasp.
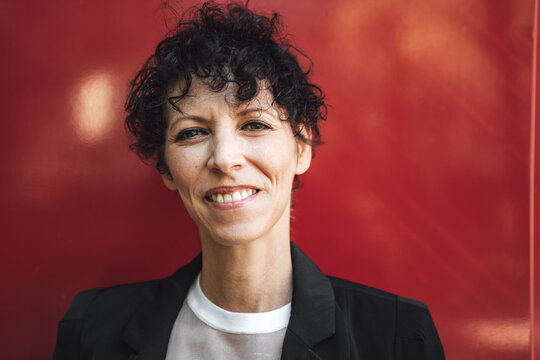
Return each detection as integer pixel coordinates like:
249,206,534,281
186,273,291,334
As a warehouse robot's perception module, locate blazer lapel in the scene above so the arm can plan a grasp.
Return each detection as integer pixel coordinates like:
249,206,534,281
122,254,202,360
281,243,336,360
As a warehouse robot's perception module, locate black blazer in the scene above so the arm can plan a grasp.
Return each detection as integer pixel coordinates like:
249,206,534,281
53,243,445,360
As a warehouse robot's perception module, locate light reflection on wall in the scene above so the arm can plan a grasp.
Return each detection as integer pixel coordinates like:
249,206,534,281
466,318,529,351
397,8,499,105
72,70,117,144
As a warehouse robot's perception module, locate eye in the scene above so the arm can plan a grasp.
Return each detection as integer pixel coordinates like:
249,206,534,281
241,121,271,131
175,127,209,141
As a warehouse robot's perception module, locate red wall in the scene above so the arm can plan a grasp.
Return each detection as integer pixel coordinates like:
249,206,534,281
1,1,537,359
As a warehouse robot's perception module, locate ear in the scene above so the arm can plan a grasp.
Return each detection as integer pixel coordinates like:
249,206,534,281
161,173,177,191
295,128,312,175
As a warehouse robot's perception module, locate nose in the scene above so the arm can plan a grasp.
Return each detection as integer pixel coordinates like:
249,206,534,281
207,129,245,174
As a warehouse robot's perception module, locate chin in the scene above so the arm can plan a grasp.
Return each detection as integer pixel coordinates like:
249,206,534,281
201,225,270,248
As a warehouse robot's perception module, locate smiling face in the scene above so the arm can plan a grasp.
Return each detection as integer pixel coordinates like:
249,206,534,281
162,77,312,247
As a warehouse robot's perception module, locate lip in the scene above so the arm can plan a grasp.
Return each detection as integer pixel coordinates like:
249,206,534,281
204,187,261,210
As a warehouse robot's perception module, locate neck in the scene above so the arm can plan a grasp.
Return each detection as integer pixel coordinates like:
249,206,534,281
199,223,293,313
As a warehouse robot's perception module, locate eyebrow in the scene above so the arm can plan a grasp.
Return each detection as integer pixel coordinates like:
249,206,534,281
236,107,273,117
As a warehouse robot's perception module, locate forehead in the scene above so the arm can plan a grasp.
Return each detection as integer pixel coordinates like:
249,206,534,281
166,76,277,115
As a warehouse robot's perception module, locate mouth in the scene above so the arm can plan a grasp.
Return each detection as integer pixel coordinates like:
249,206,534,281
204,187,260,203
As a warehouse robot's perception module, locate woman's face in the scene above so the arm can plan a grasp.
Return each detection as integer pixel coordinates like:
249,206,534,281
162,77,312,247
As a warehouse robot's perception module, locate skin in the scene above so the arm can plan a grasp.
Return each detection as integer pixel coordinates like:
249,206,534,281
161,77,312,312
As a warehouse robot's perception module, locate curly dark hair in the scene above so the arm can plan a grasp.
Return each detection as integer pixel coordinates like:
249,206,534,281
125,1,327,182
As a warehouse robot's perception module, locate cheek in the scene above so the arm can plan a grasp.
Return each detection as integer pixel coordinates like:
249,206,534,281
166,148,204,189
247,135,297,178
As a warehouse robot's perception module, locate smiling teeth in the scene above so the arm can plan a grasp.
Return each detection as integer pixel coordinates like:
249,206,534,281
210,189,256,203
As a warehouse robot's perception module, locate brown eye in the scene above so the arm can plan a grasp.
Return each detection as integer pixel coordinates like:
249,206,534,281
176,128,209,141
242,121,271,131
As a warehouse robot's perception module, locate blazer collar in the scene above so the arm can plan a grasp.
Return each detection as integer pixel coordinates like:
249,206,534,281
286,242,336,348
121,242,335,359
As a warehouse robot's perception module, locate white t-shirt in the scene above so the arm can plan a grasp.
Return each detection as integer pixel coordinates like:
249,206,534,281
165,274,291,360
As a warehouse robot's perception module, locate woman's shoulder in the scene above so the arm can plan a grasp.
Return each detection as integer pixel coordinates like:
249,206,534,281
326,275,444,358
327,275,431,312
60,278,162,322
59,254,202,325
327,276,397,300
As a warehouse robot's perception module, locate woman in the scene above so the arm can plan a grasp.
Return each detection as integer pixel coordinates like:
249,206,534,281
53,2,444,359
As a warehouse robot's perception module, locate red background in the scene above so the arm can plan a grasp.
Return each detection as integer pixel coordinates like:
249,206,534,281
1,0,538,359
